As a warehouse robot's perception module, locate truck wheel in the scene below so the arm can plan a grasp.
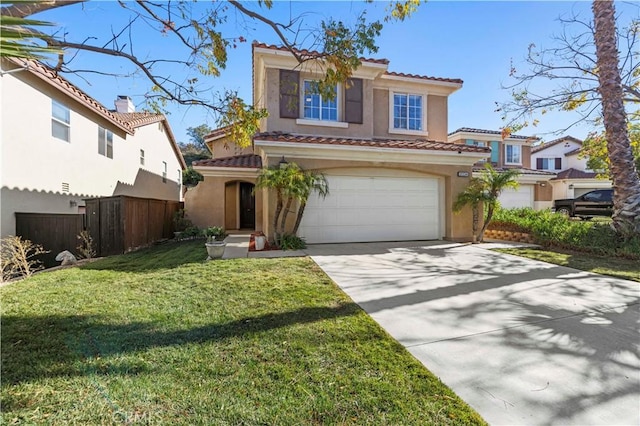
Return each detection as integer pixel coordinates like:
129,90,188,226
556,207,571,216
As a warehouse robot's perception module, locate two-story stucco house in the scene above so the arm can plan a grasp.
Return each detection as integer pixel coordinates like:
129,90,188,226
186,42,490,243
447,127,556,210
531,135,612,201
0,57,186,238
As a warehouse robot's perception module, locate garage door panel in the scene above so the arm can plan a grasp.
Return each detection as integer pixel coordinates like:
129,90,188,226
299,175,441,244
498,186,533,209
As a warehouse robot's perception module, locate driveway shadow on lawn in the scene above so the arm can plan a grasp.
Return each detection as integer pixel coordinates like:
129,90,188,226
1,302,360,387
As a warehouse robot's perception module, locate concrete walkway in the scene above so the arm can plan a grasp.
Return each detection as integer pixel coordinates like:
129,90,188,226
304,241,640,425
221,234,306,259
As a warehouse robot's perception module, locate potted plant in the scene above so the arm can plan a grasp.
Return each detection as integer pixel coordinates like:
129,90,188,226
203,226,227,260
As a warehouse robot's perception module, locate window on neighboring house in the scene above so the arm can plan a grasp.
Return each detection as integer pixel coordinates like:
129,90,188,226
303,80,338,121
98,127,113,159
466,140,487,163
536,157,562,171
393,93,423,131
505,144,522,165
177,170,181,185
140,149,145,165
52,100,70,142
162,161,167,183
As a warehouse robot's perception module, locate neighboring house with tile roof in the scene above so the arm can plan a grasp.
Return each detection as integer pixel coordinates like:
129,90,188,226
186,42,491,242
0,58,186,238
447,128,555,210
531,136,611,200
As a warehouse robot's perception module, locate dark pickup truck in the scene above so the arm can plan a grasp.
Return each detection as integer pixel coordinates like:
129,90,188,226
553,189,614,218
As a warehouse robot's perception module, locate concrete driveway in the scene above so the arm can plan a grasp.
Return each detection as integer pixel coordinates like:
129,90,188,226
304,241,640,425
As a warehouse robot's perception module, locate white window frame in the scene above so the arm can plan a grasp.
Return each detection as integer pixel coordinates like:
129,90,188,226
51,100,70,142
301,79,340,122
98,126,113,159
388,90,428,136
505,144,522,165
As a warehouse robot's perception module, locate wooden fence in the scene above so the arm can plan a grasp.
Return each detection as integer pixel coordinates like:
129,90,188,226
15,213,84,268
85,196,182,257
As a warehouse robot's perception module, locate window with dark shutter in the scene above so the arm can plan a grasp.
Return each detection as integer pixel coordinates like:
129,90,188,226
279,70,300,118
344,78,363,124
536,158,543,170
555,158,562,170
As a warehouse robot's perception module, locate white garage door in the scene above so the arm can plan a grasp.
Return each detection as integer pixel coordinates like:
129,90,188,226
498,185,534,209
299,175,441,244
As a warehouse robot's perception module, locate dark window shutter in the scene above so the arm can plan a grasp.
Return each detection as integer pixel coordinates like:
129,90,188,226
536,158,543,169
555,157,562,170
279,70,299,119
344,78,363,124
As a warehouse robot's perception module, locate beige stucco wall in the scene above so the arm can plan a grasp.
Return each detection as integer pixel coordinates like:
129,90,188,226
534,182,553,202
184,176,263,232
258,156,474,242
208,137,253,159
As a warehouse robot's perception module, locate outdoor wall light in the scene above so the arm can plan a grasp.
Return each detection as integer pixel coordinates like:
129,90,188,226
279,156,288,169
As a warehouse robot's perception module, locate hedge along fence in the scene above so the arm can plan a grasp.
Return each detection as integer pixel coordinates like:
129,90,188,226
488,208,640,259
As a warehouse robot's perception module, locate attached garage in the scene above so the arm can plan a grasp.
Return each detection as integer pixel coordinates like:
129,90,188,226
299,173,442,244
498,185,534,209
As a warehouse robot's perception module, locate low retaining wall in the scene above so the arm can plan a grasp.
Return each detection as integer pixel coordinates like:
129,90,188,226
484,229,536,244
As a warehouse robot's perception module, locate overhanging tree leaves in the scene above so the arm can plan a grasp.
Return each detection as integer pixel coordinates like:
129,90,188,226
1,0,422,147
592,0,640,236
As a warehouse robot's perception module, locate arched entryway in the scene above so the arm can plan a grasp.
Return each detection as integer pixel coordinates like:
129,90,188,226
224,181,255,230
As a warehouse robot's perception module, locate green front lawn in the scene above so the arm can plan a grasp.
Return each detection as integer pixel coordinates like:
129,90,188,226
1,240,484,425
495,248,640,282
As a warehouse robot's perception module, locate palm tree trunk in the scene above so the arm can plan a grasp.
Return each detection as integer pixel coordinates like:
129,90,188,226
471,204,479,243
592,0,640,236
273,190,284,243
292,201,307,235
479,202,496,242
279,196,293,235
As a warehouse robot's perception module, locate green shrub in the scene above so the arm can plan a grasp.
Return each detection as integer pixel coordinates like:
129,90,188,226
202,226,226,242
278,234,306,251
490,208,640,259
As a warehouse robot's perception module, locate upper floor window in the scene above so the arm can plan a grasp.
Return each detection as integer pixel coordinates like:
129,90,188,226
140,149,145,165
52,100,70,142
303,80,337,121
162,161,167,183
393,93,423,131
536,157,561,171
505,144,522,165
98,127,113,159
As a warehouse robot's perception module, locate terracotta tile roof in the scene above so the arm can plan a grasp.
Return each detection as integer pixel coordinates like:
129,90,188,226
564,147,582,156
254,132,490,153
252,41,389,65
473,166,556,176
204,125,233,141
531,135,582,153
384,71,462,85
194,154,262,169
112,112,165,128
552,168,598,180
6,57,134,135
448,127,537,141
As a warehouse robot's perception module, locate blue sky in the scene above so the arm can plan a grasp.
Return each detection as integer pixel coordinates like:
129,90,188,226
36,1,638,144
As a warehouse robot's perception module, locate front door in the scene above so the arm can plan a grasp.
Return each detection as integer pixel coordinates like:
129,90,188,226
239,182,255,229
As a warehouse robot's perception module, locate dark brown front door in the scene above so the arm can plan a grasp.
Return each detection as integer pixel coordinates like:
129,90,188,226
239,182,255,229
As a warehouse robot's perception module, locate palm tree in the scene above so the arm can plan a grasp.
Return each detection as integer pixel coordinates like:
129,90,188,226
291,171,329,235
453,164,520,242
453,178,489,243
592,0,640,236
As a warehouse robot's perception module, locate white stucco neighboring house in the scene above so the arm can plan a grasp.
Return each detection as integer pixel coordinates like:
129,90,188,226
0,57,186,238
531,136,612,200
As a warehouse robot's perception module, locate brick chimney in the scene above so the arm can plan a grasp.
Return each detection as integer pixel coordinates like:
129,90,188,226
114,95,135,113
